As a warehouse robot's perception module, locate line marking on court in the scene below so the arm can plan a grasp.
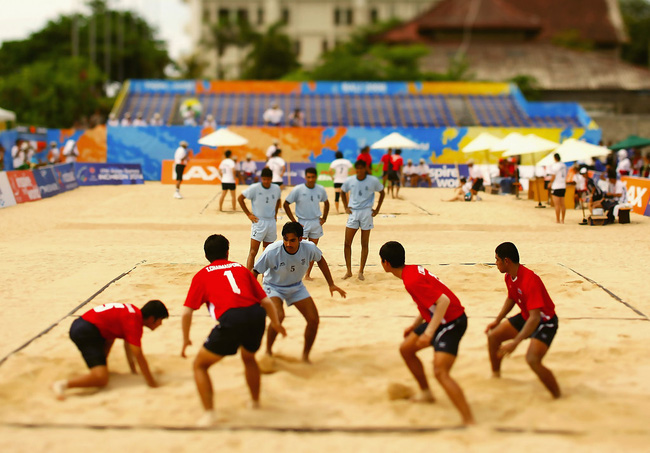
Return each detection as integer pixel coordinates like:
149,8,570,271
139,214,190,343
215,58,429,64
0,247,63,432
409,201,438,216
559,263,649,320
200,191,221,214
1,421,582,435
0,260,147,368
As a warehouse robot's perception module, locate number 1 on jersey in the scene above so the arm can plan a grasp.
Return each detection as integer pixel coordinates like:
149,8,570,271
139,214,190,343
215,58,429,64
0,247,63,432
224,270,241,294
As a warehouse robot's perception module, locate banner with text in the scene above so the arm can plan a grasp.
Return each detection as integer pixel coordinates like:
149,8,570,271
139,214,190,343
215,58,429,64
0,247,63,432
622,176,650,217
6,170,41,203
74,163,144,186
53,163,79,191
32,167,62,198
0,172,17,208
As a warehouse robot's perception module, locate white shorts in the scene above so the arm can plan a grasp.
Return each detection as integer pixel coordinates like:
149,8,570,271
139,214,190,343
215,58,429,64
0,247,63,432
299,218,323,239
346,208,373,230
263,281,311,306
251,218,277,243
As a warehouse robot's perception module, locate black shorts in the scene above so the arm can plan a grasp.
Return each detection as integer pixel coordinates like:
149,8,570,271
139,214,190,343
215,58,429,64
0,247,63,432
334,183,343,189
175,164,186,181
221,183,236,191
69,318,107,368
204,305,266,356
471,178,484,192
508,313,558,347
382,170,389,177
552,189,566,197
272,181,283,187
414,313,467,356
388,170,399,183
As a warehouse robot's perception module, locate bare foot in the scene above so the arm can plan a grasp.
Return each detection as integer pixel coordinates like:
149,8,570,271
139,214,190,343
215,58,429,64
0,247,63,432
51,380,67,401
358,273,365,281
491,371,501,378
197,410,216,427
304,275,313,281
410,389,435,403
302,355,312,364
248,400,261,409
343,272,353,280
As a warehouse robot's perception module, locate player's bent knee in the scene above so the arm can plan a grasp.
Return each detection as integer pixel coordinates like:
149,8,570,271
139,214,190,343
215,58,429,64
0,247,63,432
525,351,543,369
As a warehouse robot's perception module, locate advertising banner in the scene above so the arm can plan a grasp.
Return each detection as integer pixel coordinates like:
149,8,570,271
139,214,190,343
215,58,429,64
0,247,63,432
74,163,144,186
53,163,79,191
0,172,17,208
6,170,41,203
426,164,469,188
161,159,222,185
622,176,650,217
32,167,62,198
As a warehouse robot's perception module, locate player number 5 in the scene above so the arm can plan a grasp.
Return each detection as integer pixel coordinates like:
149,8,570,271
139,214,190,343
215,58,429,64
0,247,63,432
224,270,241,294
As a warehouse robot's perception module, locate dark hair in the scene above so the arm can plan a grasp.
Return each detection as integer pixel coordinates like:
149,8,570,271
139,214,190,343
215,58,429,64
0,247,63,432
204,234,229,261
395,149,402,155
273,149,282,157
554,153,561,161
261,168,273,178
282,221,303,238
305,167,317,176
335,151,343,159
225,150,232,158
495,242,519,264
607,170,617,180
460,177,467,183
379,241,405,268
354,159,367,169
141,300,169,320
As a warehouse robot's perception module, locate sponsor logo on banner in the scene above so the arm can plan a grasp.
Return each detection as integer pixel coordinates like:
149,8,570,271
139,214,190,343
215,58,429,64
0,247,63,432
161,160,222,185
622,176,650,217
75,163,144,186
0,172,17,208
6,170,42,203
53,163,79,191
426,164,469,188
33,167,62,198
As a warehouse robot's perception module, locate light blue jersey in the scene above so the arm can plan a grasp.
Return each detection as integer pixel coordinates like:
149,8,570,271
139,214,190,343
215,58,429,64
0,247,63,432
285,184,328,220
242,183,281,220
341,175,383,209
253,240,322,286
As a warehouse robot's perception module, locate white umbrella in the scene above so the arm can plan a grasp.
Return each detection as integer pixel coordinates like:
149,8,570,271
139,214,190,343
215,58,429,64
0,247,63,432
198,128,248,147
490,132,526,153
536,139,610,167
370,132,419,149
502,134,559,157
0,107,16,122
462,132,502,153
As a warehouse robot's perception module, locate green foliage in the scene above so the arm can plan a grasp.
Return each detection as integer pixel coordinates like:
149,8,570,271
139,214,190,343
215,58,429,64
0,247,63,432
550,29,594,51
0,57,104,128
508,74,541,101
241,23,300,80
620,0,650,67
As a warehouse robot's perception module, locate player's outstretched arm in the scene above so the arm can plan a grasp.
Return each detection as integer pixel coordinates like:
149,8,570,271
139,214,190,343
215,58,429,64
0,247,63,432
316,255,347,298
485,297,516,333
283,200,296,222
373,189,386,217
181,306,194,358
126,343,158,387
260,297,286,336
124,340,137,373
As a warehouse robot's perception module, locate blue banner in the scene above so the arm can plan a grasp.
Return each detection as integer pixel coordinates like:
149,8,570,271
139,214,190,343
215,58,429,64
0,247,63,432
74,163,144,186
32,167,62,198
53,163,78,191
426,164,469,188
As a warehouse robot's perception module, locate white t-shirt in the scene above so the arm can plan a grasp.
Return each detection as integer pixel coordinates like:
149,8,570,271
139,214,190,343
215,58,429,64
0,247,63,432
120,118,131,126
469,165,482,180
174,146,189,165
617,158,631,174
241,160,257,173
461,181,472,193
341,175,384,210
108,118,120,126
403,164,416,176
62,140,79,163
266,144,278,159
254,240,322,287
608,180,627,203
417,164,430,176
49,147,60,163
330,158,353,184
263,108,283,125
550,162,567,190
267,156,286,183
219,158,236,183
132,118,147,126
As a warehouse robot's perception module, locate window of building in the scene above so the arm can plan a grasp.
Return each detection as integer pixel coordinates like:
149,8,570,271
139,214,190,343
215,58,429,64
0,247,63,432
218,8,230,24
346,8,354,25
236,8,249,24
334,8,341,25
257,7,264,25
370,8,378,24
322,39,329,53
282,8,290,25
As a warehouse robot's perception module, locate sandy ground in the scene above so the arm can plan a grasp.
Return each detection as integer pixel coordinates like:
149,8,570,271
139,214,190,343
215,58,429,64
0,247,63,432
0,183,649,452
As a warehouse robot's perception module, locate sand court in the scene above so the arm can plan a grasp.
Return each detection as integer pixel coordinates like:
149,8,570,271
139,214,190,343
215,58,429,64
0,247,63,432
1,184,649,451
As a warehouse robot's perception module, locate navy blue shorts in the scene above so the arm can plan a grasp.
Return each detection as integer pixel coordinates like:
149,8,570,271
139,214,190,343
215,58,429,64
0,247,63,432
70,318,107,368
414,313,467,356
204,305,266,356
508,313,558,347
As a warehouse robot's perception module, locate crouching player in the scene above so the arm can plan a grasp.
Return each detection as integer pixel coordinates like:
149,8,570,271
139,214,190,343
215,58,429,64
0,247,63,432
181,234,285,426
380,241,475,425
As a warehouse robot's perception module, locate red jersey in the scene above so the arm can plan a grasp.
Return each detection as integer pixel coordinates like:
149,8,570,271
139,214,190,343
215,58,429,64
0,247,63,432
82,303,144,347
356,153,372,169
184,260,267,321
380,154,393,171
505,265,556,321
402,265,465,324
392,155,403,171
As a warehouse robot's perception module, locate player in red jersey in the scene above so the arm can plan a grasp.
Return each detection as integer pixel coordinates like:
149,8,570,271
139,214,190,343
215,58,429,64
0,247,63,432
181,234,285,426
51,299,169,400
486,242,561,398
380,241,475,425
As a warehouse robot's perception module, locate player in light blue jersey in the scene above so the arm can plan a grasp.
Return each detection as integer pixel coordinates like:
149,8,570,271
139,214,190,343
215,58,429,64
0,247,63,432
283,167,330,280
253,222,346,363
238,168,282,271
340,160,385,281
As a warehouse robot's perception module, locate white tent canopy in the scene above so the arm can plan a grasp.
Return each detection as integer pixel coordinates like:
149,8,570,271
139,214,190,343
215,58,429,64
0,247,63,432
370,132,419,150
198,128,248,147
0,107,16,122
536,139,610,167
462,132,502,153
502,134,559,157
490,132,526,153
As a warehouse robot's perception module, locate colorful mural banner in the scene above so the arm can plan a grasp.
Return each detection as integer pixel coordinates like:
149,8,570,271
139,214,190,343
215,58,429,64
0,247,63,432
0,172,17,208
32,167,62,198
74,163,144,186
53,163,79,191
6,170,41,203
161,159,222,185
622,176,650,217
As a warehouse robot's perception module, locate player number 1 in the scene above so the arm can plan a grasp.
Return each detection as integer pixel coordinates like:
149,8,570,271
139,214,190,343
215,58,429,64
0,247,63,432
224,270,241,294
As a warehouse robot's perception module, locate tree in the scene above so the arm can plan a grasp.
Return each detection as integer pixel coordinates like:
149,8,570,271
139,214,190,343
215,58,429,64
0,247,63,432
620,0,650,67
241,23,300,80
204,20,255,79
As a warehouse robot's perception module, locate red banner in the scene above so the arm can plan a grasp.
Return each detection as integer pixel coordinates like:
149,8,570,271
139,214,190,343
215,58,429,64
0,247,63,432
6,170,42,203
